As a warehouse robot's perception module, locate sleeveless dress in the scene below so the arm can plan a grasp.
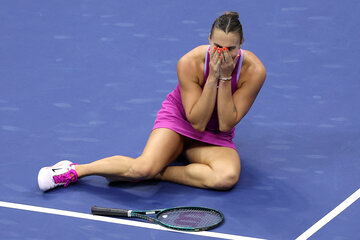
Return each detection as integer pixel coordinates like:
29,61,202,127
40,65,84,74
153,46,244,150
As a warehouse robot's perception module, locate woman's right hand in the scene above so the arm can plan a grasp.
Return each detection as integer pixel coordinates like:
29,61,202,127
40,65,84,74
208,46,222,80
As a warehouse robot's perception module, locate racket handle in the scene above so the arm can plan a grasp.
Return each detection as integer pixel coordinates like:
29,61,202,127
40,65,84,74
91,206,131,217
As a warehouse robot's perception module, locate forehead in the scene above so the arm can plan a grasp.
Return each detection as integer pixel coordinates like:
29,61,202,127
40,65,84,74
211,28,240,46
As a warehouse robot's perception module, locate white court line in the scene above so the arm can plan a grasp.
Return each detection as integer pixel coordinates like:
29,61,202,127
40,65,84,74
0,201,266,240
296,188,360,240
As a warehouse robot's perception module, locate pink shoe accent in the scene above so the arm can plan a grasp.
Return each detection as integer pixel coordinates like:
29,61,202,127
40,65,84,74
53,169,78,187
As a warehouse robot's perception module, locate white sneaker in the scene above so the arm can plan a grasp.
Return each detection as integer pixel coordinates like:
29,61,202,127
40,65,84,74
38,160,78,191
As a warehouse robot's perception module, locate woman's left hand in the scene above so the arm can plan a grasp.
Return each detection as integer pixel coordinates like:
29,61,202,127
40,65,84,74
220,48,239,78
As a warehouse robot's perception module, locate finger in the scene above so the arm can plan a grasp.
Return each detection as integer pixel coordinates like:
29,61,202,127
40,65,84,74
218,53,223,64
212,48,220,63
213,48,223,67
217,47,222,55
211,46,218,57
218,48,224,61
223,48,231,62
209,45,216,56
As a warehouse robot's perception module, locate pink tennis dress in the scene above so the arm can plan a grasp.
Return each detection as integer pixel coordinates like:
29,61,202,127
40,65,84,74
153,46,244,150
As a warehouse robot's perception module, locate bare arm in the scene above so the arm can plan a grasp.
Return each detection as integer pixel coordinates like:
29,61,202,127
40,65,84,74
217,51,266,132
177,47,221,132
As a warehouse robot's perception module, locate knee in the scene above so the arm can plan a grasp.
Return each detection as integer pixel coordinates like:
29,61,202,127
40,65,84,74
208,168,240,190
128,157,158,179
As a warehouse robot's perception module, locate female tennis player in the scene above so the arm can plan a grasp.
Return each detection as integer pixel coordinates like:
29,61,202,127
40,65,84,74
38,11,266,191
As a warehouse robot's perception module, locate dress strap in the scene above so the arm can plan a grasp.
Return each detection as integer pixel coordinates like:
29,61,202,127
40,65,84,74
204,45,210,76
236,49,244,83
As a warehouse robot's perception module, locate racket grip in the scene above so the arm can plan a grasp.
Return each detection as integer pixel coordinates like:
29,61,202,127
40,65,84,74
91,206,130,217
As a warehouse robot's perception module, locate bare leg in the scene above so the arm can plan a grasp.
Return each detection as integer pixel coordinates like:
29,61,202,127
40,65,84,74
75,155,139,181
156,142,241,190
75,128,185,181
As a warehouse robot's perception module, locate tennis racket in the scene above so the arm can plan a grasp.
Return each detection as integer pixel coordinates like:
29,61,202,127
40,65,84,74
91,206,224,231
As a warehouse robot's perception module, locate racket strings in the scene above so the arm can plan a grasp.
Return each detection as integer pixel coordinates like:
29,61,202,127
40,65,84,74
157,208,222,228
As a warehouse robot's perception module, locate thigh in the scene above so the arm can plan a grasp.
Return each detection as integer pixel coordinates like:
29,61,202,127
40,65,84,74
183,141,241,173
139,128,185,174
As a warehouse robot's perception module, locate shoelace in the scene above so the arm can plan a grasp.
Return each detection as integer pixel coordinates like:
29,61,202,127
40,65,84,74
53,169,78,187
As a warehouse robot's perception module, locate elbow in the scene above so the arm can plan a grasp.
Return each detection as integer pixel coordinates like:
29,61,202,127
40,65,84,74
219,114,243,132
219,126,232,132
191,123,206,132
219,122,234,132
187,114,206,132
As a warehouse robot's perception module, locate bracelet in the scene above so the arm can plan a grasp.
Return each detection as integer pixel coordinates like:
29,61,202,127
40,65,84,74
219,76,232,81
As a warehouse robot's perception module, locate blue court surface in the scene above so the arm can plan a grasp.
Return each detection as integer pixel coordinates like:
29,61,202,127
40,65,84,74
1,0,359,239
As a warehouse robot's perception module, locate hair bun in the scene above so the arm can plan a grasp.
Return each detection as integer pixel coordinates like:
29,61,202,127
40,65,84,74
225,11,239,19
